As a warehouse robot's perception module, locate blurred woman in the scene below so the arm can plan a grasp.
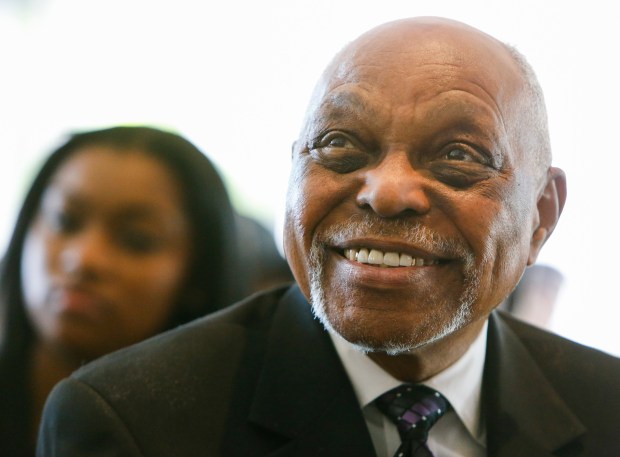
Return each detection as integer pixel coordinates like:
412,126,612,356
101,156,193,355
0,126,247,457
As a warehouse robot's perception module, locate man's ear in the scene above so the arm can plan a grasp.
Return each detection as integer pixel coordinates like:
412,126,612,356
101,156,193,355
528,167,567,265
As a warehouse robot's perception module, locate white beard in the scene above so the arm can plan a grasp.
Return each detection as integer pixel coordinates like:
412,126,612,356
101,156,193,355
307,214,479,355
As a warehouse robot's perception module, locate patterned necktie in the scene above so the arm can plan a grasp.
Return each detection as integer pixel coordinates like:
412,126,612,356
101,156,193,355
375,384,450,457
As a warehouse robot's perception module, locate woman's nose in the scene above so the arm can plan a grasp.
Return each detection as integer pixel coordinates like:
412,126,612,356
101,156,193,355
355,150,431,217
59,227,111,278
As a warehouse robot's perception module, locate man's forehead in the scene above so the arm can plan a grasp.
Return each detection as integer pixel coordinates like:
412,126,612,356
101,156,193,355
311,65,515,128
320,17,518,94
309,82,507,150
342,17,505,58
306,24,522,129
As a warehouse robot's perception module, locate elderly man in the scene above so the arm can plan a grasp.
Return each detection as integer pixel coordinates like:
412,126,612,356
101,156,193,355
38,17,619,457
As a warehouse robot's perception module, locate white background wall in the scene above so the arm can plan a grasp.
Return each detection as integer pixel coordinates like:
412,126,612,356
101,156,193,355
1,0,619,355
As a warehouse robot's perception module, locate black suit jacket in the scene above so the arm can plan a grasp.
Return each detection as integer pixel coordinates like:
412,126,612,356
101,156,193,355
37,285,620,456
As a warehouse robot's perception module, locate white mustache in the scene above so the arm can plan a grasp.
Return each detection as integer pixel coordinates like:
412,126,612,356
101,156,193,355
319,214,471,259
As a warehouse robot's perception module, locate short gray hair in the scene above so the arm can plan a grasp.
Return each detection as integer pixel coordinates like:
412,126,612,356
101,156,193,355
504,44,552,186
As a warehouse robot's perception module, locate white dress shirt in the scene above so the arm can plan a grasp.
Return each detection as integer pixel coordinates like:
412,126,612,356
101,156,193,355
330,322,488,457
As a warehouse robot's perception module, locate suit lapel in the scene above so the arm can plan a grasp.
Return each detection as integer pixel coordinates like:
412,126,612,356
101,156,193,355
484,312,586,457
249,286,377,457
240,290,587,457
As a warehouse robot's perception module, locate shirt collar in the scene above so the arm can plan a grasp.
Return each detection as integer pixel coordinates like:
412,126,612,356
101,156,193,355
330,320,488,443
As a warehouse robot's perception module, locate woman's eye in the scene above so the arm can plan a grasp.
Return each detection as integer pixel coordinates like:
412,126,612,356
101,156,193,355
118,230,161,254
48,210,81,234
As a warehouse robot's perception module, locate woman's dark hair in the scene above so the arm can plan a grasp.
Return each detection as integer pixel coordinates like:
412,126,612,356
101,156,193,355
0,125,248,455
0,125,247,367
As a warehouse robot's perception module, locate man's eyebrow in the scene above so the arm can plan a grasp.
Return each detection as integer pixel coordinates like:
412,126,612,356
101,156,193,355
305,90,375,141
317,89,378,119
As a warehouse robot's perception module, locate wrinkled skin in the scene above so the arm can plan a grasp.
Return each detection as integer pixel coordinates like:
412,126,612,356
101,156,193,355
22,147,193,361
284,18,566,381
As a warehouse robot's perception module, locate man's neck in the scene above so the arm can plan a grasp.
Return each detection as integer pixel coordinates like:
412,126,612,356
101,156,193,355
367,318,487,382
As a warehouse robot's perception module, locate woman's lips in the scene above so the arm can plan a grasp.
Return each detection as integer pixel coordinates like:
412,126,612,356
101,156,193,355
51,287,107,319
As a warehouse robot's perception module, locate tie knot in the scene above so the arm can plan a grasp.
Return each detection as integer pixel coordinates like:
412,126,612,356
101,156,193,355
375,384,449,442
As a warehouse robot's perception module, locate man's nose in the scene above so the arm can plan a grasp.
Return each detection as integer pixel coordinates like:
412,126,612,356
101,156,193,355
60,227,111,277
356,150,431,217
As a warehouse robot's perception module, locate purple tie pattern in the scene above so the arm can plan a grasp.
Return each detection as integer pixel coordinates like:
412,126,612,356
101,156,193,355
374,384,450,457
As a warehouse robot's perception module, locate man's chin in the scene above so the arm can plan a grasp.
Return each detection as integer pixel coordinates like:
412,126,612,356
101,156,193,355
342,337,420,356
307,243,475,357
311,294,472,357
310,298,427,355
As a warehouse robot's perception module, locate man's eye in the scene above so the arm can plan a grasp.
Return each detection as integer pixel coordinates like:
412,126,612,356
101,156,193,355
445,147,488,163
431,144,495,187
325,135,356,149
309,132,369,173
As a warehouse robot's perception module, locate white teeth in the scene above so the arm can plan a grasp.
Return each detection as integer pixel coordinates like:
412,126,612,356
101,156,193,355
343,248,436,268
368,249,383,265
345,249,356,261
399,253,413,267
383,252,400,267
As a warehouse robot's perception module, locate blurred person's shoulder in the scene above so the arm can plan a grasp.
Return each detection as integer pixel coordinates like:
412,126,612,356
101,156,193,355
72,284,292,388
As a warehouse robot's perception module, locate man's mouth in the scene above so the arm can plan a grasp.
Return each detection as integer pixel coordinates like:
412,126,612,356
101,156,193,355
342,247,441,267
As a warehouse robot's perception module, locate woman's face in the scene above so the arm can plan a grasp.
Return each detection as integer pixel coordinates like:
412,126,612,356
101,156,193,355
21,146,193,360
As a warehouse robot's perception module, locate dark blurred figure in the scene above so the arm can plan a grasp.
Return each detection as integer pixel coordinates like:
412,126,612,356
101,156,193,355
235,214,294,294
0,126,248,457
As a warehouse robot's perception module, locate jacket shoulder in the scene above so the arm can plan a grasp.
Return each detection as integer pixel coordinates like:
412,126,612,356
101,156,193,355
494,311,620,417
73,286,290,402
49,286,293,456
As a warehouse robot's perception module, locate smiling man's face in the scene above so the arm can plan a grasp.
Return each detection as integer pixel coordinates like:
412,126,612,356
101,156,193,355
284,18,557,355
